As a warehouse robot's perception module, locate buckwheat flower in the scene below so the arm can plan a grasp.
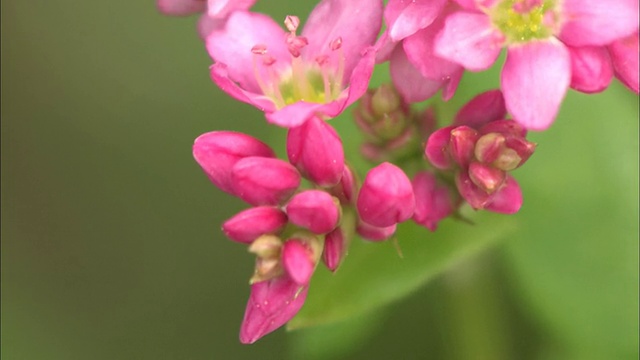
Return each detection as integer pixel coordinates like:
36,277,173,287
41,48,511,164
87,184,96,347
434,0,639,130
608,31,640,94
377,3,463,102
206,0,383,127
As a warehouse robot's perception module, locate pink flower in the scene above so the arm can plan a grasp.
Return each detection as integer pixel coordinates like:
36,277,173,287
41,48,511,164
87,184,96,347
434,0,639,130
377,2,463,102
206,0,383,127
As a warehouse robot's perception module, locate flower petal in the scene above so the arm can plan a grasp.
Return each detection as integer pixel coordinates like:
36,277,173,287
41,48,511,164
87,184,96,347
239,275,308,344
485,175,523,214
209,63,277,113
434,11,504,71
301,0,383,79
568,45,613,94
206,11,289,93
559,0,639,47
390,46,443,102
207,0,256,18
385,0,447,41
608,32,640,94
501,40,570,130
157,0,206,16
454,89,506,127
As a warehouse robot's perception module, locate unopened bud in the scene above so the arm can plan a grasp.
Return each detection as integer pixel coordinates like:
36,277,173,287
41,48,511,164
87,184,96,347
328,165,357,204
454,89,506,128
193,132,275,195
322,227,347,272
222,207,288,244
412,171,457,231
357,162,415,227
231,157,301,206
285,190,341,234
474,133,505,164
425,126,455,169
356,221,397,242
282,239,316,286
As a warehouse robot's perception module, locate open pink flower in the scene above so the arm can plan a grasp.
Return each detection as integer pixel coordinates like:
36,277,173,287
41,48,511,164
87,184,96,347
434,0,639,130
376,2,463,102
206,0,383,127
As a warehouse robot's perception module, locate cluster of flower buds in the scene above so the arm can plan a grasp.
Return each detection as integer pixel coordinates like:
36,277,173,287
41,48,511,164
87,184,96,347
426,90,536,214
193,117,361,343
354,84,436,162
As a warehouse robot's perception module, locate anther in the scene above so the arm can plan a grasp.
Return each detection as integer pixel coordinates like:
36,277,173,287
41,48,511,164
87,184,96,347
330,37,343,51
251,44,268,55
284,15,300,33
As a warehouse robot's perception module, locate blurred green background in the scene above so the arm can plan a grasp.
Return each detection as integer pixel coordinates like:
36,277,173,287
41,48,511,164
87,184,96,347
2,1,638,359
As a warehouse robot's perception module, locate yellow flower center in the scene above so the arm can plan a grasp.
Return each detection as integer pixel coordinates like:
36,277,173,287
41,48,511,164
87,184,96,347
490,0,557,43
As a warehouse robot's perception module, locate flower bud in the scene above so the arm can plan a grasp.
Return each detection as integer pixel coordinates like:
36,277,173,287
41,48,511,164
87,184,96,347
454,89,506,128
328,165,357,204
412,171,456,231
239,275,308,344
282,239,316,286
353,85,411,143
356,221,397,242
222,207,288,244
449,126,479,168
322,227,347,272
455,171,491,210
474,133,505,164
287,116,344,187
468,162,506,194
608,32,639,94
357,162,415,227
193,131,275,194
231,157,301,206
425,126,455,169
285,190,340,234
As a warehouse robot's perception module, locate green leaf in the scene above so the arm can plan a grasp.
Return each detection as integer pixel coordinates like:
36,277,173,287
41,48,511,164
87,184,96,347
288,211,518,330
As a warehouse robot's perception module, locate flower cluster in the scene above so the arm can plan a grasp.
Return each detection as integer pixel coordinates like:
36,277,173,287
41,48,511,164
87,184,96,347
161,0,639,344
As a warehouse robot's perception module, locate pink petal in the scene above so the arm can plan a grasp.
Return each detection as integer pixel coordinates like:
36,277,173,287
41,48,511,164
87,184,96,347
425,126,455,169
197,14,224,40
559,0,639,47
403,16,464,81
485,176,523,214
206,11,289,93
608,32,640,94
222,206,288,244
301,0,383,80
356,221,397,242
568,45,613,94
385,0,447,41
282,240,315,286
239,275,308,344
285,190,340,234
322,227,347,271
374,31,396,63
501,40,570,131
390,46,443,102
157,0,206,16
434,11,504,71
207,0,256,18
231,157,301,206
209,64,277,113
454,89,506,127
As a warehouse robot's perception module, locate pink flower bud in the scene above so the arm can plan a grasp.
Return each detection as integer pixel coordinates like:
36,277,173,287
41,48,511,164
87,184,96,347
222,207,288,244
323,227,347,272
484,176,523,214
454,90,506,128
282,239,316,286
328,165,357,204
356,221,397,242
357,162,415,227
287,116,344,187
193,132,275,195
412,171,456,232
449,126,479,168
608,31,639,94
231,157,301,206
285,190,340,234
425,126,455,169
568,45,613,94
239,274,308,344
502,136,536,169
468,162,506,194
